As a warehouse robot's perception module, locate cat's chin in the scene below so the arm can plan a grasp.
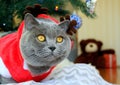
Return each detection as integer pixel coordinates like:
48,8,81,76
27,64,51,76
48,57,65,67
44,53,64,62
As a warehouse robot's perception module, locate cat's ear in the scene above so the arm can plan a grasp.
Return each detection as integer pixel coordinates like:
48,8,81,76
24,13,39,30
58,20,70,32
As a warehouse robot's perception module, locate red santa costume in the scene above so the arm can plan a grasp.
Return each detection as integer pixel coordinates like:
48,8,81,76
0,14,58,82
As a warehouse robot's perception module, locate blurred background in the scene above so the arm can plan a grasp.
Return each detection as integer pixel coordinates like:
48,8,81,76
0,0,120,84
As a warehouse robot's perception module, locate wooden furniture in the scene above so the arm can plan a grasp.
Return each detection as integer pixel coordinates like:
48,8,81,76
98,67,120,84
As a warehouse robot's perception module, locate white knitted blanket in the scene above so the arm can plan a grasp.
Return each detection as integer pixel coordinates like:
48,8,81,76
1,59,114,85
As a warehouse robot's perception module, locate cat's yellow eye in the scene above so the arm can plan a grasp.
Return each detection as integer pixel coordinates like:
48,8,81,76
37,34,46,42
56,36,63,43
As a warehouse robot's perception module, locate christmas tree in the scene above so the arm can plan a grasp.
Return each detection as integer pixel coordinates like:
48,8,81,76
0,0,97,31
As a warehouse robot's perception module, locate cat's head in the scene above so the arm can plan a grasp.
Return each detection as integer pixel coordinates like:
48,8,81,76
20,13,71,68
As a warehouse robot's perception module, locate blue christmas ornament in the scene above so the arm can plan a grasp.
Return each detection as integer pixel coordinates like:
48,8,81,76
70,14,82,29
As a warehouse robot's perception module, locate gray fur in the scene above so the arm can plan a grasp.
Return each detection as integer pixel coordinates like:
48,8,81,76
0,13,71,83
20,13,71,75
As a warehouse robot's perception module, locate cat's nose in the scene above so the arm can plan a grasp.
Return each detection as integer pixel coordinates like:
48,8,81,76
49,46,56,51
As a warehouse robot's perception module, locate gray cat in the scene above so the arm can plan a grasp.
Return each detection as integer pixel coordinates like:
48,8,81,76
0,13,71,83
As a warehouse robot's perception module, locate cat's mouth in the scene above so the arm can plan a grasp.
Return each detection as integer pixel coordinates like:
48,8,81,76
43,53,56,60
43,51,65,61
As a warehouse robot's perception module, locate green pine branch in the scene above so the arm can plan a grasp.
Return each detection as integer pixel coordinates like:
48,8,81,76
0,0,97,31
69,0,96,18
